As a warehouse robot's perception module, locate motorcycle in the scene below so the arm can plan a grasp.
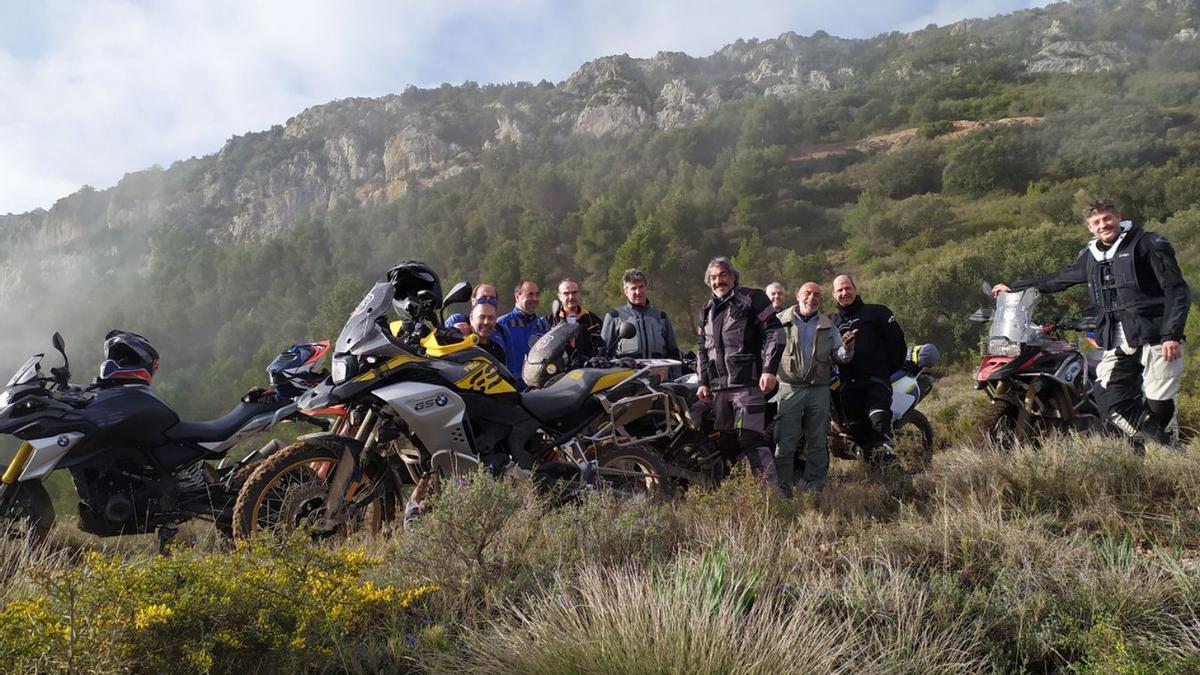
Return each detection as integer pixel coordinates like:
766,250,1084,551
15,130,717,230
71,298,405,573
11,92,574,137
232,270,672,539
969,284,1100,446
0,334,332,549
528,321,938,487
826,348,938,466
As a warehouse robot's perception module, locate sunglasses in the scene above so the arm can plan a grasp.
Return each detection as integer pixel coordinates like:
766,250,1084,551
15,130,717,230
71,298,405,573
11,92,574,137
475,297,497,306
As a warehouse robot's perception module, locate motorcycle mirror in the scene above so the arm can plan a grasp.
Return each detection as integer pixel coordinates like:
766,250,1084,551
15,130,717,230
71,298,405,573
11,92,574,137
442,281,472,307
618,321,637,340
551,298,562,318
980,281,993,298
50,331,70,385
968,308,993,323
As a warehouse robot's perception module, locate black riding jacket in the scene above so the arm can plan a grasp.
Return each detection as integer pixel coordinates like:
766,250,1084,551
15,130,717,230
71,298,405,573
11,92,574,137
1012,223,1190,349
833,297,907,384
697,286,784,390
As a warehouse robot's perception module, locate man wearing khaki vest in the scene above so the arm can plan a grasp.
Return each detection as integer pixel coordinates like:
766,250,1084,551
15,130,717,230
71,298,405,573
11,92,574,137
773,281,855,493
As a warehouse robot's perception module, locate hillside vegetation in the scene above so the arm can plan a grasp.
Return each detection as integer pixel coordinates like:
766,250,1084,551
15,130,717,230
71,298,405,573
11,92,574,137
1,0,1200,420
4,427,1200,672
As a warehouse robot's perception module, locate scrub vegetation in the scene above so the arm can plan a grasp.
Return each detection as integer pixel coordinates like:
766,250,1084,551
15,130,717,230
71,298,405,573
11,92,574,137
4,422,1200,672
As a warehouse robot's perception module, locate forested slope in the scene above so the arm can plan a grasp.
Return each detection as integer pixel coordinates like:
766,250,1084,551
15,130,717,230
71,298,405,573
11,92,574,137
3,0,1200,418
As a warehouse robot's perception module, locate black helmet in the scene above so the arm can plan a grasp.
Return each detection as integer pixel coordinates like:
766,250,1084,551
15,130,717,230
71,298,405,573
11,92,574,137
386,261,442,322
99,330,160,384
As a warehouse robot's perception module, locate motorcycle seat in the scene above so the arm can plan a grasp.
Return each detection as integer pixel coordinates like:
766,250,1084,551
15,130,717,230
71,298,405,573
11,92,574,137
165,399,289,443
661,381,700,405
521,367,631,423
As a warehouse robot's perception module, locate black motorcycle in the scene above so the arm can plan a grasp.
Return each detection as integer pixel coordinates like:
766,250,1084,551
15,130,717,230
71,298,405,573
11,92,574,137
0,333,328,549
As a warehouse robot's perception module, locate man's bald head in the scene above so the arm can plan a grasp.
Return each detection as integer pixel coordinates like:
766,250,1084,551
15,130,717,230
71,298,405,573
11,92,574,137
832,275,858,308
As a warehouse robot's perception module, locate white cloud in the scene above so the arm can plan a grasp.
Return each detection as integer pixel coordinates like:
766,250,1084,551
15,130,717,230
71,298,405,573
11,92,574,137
0,0,1050,214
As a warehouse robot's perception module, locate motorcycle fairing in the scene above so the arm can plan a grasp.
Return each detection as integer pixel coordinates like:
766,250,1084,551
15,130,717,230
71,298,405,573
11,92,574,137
15,432,85,481
371,381,473,456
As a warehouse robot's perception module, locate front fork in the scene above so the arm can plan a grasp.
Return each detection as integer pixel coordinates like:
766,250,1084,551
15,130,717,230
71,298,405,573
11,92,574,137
0,441,34,502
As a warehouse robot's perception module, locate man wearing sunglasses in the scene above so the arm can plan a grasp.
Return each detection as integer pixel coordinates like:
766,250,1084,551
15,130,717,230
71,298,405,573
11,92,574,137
445,283,500,333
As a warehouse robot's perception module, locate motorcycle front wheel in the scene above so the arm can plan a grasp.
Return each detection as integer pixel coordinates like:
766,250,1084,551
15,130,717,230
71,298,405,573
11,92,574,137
976,400,1035,449
232,441,397,540
1,481,54,548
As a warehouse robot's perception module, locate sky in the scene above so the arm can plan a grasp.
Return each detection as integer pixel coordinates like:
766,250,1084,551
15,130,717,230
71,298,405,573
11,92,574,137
0,0,1054,215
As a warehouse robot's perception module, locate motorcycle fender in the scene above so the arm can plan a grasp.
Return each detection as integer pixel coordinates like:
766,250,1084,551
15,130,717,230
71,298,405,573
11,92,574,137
890,375,919,419
296,432,366,483
12,432,85,481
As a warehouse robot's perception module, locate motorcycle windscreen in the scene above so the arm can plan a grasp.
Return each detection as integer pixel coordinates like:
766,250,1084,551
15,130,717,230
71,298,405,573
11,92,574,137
6,355,43,387
336,281,398,356
989,289,1040,344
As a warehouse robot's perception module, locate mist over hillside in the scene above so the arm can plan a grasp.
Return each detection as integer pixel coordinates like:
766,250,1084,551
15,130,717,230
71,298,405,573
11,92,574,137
3,0,1200,417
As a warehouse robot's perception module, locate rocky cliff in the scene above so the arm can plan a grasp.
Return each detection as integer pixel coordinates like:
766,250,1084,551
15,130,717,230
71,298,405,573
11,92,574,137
1,0,1195,254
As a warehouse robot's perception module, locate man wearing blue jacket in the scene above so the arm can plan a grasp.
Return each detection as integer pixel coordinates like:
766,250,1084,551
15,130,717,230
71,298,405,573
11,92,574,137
498,279,550,389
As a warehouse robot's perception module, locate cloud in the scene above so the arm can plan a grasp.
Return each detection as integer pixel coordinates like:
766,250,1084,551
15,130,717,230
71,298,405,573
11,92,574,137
0,0,1051,214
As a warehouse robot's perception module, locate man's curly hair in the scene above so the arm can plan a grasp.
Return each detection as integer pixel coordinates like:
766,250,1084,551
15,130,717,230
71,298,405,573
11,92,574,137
1082,198,1119,220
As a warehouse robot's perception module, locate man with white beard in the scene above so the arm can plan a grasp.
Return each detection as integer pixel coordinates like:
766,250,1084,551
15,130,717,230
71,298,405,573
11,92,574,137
772,282,855,493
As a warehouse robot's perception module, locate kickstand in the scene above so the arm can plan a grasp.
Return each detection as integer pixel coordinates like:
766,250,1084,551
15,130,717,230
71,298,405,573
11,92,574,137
157,525,178,556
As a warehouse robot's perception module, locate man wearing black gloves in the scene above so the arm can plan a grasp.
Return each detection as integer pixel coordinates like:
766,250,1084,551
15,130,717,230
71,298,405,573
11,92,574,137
993,198,1190,446
832,274,907,463
697,257,785,487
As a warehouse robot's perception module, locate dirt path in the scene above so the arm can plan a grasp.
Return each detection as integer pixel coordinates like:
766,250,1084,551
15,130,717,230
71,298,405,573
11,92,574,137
790,116,1043,161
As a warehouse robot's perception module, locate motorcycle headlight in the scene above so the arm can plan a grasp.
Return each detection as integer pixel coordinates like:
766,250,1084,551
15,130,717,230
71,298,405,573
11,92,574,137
986,337,1022,358
331,355,358,384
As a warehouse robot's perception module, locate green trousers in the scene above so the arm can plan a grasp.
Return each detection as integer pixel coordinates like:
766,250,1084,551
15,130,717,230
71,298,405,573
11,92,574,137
772,382,831,491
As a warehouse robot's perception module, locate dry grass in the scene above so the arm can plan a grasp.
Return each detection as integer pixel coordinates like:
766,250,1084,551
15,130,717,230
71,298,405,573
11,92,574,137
2,378,1200,672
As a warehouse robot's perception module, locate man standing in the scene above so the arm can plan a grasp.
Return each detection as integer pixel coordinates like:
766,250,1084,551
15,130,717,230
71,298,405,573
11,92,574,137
992,198,1190,445
766,282,787,312
773,282,854,493
832,274,906,463
550,277,604,357
696,257,784,487
470,301,506,363
601,269,680,362
498,280,550,388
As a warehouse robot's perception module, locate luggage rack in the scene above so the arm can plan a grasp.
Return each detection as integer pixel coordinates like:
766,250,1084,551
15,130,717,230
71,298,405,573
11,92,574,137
580,359,686,448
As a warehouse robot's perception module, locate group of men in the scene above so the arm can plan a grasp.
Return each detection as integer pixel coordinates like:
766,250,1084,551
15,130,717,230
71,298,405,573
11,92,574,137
445,269,681,389
695,258,907,493
446,257,909,493
444,197,1190,491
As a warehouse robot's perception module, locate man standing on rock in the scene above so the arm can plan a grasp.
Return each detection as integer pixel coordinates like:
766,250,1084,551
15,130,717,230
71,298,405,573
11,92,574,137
697,257,784,487
992,198,1190,446
773,282,854,493
832,274,906,464
498,279,549,389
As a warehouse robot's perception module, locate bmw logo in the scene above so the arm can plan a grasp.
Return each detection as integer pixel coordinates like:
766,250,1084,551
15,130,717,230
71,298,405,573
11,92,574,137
435,394,448,407
56,435,70,447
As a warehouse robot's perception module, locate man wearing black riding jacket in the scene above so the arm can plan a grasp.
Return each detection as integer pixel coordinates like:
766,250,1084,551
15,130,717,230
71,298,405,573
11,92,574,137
832,274,907,463
697,257,784,487
993,198,1190,446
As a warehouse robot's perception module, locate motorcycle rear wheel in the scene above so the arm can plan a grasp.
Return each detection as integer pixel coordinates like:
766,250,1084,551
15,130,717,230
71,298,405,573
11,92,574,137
232,441,397,540
596,445,673,499
893,410,935,468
